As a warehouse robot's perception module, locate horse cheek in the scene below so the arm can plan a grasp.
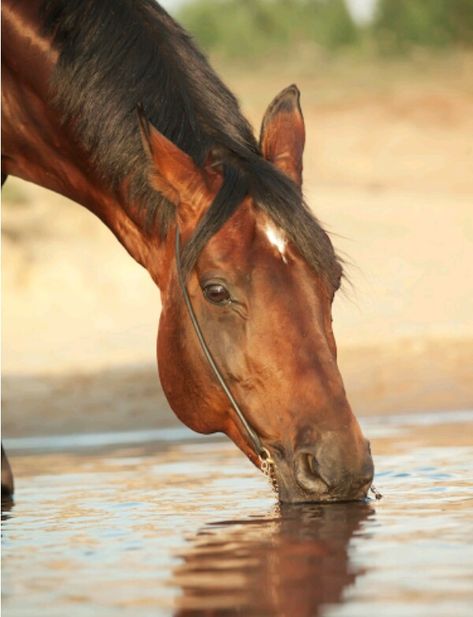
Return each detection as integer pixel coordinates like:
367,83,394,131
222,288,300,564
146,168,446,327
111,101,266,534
157,309,227,435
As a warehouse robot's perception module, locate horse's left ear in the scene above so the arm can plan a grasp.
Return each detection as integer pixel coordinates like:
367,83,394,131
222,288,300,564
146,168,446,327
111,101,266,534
259,84,305,186
137,107,208,225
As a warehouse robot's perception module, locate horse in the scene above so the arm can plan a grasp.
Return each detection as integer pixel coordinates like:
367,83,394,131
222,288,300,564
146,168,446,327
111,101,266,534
1,0,374,503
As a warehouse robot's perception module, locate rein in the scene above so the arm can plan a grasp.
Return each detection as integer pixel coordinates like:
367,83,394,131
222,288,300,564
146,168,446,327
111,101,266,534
175,228,276,483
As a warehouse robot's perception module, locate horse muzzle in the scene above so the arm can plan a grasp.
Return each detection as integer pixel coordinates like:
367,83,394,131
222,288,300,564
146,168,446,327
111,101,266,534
268,433,374,504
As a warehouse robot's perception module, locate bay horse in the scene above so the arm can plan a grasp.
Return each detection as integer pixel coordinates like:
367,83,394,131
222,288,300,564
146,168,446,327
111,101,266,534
1,0,374,503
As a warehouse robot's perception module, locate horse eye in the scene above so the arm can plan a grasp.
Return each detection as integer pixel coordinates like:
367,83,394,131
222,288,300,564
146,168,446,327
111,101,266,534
202,283,231,305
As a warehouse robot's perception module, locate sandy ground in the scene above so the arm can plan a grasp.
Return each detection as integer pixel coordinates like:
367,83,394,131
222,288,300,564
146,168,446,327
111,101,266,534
2,56,473,438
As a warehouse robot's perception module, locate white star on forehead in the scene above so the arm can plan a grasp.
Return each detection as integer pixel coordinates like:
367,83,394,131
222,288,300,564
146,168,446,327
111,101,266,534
264,222,288,263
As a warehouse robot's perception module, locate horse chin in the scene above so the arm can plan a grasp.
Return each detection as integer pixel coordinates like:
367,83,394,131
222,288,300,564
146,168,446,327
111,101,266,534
273,469,371,505
276,487,370,505
277,491,369,505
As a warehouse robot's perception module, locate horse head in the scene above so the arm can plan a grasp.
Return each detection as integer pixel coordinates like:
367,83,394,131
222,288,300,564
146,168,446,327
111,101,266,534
140,85,374,503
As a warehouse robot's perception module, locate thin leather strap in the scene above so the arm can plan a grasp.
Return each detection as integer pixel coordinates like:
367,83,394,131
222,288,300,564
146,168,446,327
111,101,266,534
175,227,265,457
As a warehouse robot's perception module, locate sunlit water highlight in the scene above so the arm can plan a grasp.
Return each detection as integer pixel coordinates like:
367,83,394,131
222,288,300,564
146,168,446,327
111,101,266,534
2,411,473,617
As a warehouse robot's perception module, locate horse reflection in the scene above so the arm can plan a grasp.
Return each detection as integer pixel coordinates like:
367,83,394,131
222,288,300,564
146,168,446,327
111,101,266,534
173,502,373,616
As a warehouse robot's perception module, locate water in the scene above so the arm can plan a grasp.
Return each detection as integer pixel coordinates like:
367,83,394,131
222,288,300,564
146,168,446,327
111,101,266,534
2,411,473,617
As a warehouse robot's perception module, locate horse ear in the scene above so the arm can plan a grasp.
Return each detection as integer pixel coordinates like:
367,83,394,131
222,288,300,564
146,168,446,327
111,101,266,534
137,108,208,223
259,84,305,186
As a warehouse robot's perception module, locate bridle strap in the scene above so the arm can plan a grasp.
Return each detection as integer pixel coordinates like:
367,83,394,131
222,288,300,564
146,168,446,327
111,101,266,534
174,228,380,499
175,227,266,458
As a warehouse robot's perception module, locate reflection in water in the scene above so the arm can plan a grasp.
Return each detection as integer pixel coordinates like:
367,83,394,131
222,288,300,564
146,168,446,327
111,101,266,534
174,503,372,617
2,412,473,617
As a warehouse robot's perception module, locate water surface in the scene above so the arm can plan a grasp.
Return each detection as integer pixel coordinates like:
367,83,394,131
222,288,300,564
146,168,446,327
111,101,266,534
2,411,473,616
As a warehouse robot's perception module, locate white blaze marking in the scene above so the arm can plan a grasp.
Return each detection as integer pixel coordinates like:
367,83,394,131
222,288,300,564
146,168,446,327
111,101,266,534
264,223,288,263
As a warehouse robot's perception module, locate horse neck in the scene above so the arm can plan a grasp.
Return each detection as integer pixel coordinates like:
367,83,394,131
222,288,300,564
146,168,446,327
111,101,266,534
1,0,165,284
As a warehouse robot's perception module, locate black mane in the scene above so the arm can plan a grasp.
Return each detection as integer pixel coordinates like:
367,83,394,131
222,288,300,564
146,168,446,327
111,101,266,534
41,0,341,285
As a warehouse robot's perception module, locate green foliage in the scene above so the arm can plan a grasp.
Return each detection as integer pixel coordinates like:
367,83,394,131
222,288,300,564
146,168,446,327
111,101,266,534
372,0,473,53
179,0,358,59
178,0,473,60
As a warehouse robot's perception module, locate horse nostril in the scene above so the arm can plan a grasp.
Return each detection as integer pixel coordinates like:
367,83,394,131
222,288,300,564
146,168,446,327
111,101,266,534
295,451,330,495
294,443,374,499
306,453,319,477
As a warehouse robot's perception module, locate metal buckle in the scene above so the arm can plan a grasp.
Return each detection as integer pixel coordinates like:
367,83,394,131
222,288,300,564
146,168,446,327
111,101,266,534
259,447,278,494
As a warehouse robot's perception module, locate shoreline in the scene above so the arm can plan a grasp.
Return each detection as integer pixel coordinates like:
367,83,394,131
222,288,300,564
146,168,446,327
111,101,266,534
3,334,472,439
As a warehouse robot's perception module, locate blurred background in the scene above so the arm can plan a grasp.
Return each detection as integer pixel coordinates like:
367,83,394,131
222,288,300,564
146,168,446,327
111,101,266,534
2,0,473,439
